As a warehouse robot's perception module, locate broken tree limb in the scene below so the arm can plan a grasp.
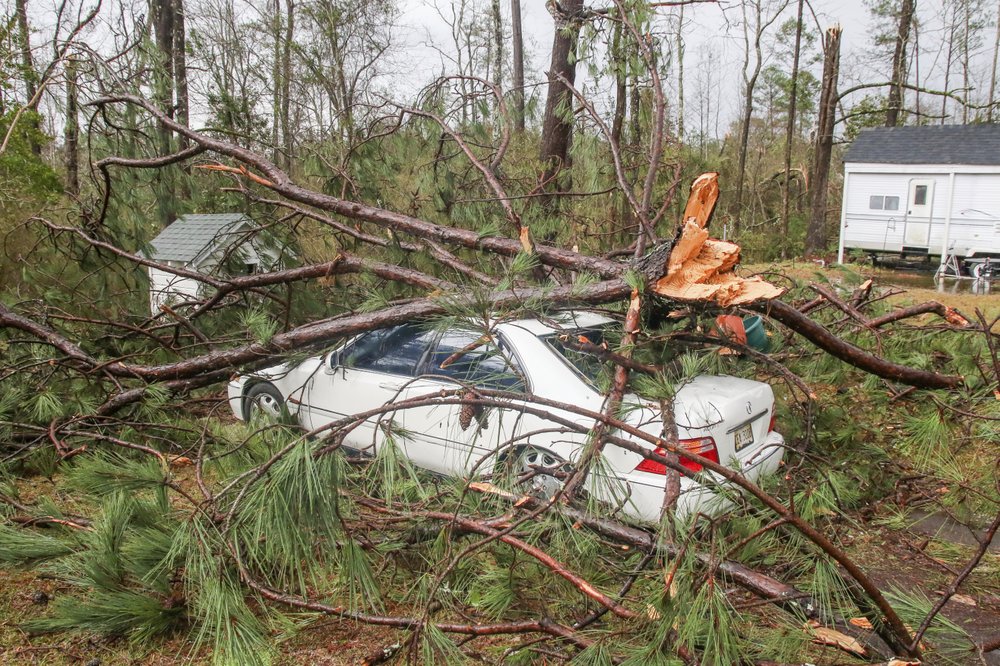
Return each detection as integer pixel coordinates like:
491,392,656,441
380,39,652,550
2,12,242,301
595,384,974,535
866,301,972,329
750,299,963,390
809,283,877,331
92,94,625,279
355,498,638,619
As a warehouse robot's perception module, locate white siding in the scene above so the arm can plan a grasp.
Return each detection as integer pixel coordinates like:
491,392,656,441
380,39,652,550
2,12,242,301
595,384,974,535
841,165,1000,257
148,266,203,315
943,174,1000,256
842,172,918,252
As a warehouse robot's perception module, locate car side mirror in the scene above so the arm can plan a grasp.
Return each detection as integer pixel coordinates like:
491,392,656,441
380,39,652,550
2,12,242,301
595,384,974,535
326,350,341,373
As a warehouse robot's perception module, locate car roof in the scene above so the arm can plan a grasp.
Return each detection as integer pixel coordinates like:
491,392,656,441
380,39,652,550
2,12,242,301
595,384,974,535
498,310,616,337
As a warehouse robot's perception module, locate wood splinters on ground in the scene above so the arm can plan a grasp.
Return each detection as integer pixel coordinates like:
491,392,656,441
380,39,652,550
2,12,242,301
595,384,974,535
653,172,785,307
804,620,867,656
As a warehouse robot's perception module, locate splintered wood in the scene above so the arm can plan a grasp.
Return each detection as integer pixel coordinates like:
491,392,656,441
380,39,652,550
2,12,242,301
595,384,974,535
653,173,784,307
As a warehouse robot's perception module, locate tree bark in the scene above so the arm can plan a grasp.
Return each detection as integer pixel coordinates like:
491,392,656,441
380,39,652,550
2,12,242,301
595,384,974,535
173,0,190,199
64,58,80,197
15,0,36,104
152,0,176,226
750,299,961,389
492,0,502,103
271,0,282,165
610,22,627,147
539,0,584,194
989,0,1000,122
942,3,956,124
510,0,524,131
806,25,841,255
885,0,914,127
780,0,804,259
961,0,972,124
675,3,685,142
281,0,294,169
14,0,40,154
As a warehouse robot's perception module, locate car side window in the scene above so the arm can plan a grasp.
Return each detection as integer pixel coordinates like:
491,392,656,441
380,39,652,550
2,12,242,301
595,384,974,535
427,330,526,391
345,325,436,376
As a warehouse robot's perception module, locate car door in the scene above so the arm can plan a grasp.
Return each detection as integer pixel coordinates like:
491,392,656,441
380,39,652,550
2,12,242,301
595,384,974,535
301,324,437,456
424,330,527,475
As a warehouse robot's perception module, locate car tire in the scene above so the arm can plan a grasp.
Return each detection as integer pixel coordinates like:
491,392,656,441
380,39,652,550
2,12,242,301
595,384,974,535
244,382,285,422
497,446,571,499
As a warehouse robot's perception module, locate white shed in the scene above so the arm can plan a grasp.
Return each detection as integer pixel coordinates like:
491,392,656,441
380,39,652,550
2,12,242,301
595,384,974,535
147,213,276,314
837,125,1000,275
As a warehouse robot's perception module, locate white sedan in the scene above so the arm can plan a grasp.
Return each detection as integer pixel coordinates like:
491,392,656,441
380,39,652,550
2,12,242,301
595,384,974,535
228,312,785,522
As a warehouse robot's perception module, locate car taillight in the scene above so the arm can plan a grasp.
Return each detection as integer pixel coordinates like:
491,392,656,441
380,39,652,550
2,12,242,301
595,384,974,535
768,407,776,433
634,437,720,475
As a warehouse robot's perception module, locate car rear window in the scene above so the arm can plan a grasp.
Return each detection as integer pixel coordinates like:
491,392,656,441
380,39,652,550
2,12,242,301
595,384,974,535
542,326,614,386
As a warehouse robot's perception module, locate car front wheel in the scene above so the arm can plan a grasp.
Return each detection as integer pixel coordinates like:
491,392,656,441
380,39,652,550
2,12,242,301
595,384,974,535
244,382,285,422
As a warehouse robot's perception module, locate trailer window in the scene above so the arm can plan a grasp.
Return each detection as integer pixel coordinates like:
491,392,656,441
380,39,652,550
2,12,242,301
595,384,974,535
869,195,900,211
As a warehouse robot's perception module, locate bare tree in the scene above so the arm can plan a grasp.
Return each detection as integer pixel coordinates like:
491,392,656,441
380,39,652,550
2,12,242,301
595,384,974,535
14,0,39,153
64,55,80,196
780,0,803,257
733,0,789,225
675,2,686,142
989,0,1000,121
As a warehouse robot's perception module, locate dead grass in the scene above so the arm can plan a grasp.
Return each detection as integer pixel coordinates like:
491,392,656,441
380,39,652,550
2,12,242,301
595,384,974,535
744,261,1000,323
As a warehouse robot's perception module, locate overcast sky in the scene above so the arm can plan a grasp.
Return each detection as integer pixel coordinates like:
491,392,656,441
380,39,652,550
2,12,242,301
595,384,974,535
392,0,993,134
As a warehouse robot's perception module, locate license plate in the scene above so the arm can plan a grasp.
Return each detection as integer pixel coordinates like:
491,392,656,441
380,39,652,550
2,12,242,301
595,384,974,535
735,424,754,451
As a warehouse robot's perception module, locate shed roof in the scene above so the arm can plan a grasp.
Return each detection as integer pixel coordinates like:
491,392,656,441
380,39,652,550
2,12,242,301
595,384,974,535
844,124,1000,166
149,213,251,263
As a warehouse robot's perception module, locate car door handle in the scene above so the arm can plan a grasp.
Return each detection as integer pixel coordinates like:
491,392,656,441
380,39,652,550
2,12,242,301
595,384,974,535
378,383,399,390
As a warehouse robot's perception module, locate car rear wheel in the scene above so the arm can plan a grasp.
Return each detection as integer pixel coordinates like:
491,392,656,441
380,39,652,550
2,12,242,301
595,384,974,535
497,446,572,499
244,382,285,422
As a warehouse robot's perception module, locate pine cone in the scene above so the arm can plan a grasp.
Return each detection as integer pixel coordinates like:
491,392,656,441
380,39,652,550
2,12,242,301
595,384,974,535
459,402,475,431
459,391,476,431
458,390,487,431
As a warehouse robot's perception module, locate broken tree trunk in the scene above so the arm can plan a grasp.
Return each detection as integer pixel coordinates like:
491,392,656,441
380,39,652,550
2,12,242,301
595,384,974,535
652,173,785,306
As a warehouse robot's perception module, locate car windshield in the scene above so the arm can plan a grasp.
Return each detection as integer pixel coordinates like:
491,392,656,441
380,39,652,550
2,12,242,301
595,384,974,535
542,326,614,386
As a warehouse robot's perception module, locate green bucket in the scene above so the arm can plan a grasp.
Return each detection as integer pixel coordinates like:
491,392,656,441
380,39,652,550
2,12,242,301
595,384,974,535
742,315,770,353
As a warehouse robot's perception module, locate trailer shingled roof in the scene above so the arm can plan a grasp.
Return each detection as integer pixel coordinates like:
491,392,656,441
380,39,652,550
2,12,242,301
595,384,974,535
844,125,1000,166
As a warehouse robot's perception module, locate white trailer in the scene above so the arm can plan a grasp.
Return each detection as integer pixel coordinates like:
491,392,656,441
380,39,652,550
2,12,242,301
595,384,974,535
838,125,1000,278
